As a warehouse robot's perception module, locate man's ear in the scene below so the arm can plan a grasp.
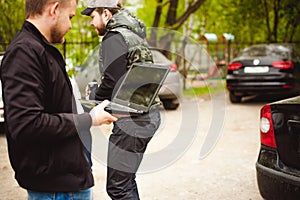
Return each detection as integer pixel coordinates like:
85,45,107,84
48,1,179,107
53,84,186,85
49,2,60,17
103,9,112,21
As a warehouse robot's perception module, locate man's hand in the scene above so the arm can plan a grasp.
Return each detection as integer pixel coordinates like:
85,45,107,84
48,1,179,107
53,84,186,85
90,100,117,126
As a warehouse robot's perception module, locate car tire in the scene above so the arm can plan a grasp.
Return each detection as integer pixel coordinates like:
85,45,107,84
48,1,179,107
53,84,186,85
229,92,242,103
161,99,179,110
0,122,5,134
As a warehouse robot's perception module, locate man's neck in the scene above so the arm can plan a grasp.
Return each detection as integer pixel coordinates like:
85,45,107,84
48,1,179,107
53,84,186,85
26,17,51,43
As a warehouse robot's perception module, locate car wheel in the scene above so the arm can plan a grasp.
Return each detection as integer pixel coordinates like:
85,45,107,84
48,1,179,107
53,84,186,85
229,92,242,103
161,99,179,110
0,122,5,134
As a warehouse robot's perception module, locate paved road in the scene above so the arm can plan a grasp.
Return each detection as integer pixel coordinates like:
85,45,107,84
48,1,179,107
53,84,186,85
0,91,273,199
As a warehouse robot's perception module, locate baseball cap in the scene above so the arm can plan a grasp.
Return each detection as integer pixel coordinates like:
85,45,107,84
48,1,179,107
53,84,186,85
81,0,119,16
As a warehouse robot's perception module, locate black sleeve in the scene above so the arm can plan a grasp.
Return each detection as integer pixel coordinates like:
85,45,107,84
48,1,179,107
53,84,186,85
94,32,128,101
1,44,92,145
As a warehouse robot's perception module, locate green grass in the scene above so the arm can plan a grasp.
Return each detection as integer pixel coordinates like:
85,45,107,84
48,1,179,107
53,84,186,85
183,81,226,98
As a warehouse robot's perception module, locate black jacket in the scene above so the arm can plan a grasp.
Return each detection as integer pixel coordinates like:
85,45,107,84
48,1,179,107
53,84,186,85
0,21,94,192
94,32,127,100
94,9,153,101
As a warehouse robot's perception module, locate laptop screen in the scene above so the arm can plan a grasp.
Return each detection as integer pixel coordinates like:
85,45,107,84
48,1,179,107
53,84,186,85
112,63,170,110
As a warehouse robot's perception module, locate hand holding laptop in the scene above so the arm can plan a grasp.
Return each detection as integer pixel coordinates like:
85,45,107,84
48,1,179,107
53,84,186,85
89,100,118,126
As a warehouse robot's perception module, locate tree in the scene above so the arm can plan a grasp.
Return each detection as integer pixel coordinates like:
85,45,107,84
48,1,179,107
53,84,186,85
141,0,207,88
283,0,300,42
147,0,206,47
219,0,300,43
1,0,299,70
0,0,25,51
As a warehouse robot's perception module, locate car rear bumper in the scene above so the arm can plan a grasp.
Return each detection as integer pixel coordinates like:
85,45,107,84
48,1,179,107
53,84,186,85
256,148,300,200
158,71,182,99
0,110,3,123
256,163,300,200
227,84,294,92
226,74,298,94
0,102,4,123
226,79,297,95
158,82,181,99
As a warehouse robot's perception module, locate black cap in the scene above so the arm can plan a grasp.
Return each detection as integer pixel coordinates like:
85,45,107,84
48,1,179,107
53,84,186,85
81,0,119,16
81,8,95,16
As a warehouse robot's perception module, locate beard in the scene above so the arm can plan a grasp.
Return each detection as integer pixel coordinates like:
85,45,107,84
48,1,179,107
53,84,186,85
50,21,66,44
97,27,107,36
96,22,107,36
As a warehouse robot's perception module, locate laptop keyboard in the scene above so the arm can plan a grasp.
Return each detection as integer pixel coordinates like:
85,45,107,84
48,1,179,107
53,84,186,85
109,102,140,112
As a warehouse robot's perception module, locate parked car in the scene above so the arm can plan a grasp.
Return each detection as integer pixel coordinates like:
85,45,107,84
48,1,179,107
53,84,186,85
256,95,300,199
226,43,300,103
75,46,183,110
0,54,4,133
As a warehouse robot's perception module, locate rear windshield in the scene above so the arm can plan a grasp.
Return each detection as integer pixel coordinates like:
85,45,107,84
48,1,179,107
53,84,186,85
239,45,291,58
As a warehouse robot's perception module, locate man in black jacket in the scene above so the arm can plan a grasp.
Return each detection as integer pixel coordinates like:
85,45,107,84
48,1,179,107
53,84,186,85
0,0,117,199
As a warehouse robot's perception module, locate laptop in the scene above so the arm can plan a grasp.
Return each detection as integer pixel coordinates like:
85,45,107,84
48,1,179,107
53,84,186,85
81,63,170,115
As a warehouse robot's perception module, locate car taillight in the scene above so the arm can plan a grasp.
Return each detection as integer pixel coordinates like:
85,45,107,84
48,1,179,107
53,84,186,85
170,63,177,71
260,104,277,148
272,61,293,69
282,85,292,89
227,62,242,71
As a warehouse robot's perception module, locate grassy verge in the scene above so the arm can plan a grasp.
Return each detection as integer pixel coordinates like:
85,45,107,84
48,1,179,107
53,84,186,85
183,80,226,98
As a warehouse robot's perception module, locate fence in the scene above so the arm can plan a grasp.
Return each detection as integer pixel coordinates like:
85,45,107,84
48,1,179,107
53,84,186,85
0,41,97,68
1,40,300,71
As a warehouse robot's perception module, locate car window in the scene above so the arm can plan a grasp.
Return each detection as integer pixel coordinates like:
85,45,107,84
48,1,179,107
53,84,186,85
151,50,172,64
239,45,290,59
270,45,290,59
292,49,300,61
240,46,267,57
80,48,99,71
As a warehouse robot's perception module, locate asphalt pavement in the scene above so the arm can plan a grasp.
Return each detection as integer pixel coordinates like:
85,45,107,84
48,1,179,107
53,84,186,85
0,88,264,199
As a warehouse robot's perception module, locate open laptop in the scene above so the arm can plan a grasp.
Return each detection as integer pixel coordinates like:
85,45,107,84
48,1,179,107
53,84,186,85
81,63,170,115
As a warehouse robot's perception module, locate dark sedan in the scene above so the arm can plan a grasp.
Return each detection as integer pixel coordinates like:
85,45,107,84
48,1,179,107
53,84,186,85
226,43,300,103
256,95,300,199
0,54,4,133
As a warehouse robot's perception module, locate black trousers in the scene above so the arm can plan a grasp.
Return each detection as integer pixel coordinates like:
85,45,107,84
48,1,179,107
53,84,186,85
106,109,161,200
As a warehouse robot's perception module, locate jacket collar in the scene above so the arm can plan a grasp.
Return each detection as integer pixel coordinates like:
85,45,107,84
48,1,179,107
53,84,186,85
23,20,51,46
22,21,72,91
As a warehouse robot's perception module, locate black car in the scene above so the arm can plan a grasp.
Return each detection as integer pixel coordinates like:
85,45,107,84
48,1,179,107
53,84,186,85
0,54,4,133
256,95,300,199
226,43,300,103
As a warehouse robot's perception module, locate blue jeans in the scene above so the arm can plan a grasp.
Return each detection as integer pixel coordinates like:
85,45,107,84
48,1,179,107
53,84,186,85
27,188,92,200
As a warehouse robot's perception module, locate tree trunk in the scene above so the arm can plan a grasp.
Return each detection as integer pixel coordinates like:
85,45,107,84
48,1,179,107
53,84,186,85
263,0,271,42
166,0,178,26
150,0,163,47
272,0,280,42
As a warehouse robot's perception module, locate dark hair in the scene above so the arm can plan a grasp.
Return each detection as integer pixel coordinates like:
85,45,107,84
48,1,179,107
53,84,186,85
95,2,122,15
25,0,78,19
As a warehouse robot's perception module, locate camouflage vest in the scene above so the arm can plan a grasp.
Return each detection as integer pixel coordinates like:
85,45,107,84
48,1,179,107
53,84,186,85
98,28,153,77
108,26,153,68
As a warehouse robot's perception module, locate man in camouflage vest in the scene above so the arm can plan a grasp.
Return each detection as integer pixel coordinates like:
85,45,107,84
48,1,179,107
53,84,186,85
82,1,161,199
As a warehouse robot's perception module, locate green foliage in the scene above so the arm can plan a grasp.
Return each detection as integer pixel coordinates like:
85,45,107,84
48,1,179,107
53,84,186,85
1,0,299,76
136,0,300,44
213,0,300,43
183,80,225,97
136,0,157,27
58,2,101,74
63,3,100,67
0,0,25,51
